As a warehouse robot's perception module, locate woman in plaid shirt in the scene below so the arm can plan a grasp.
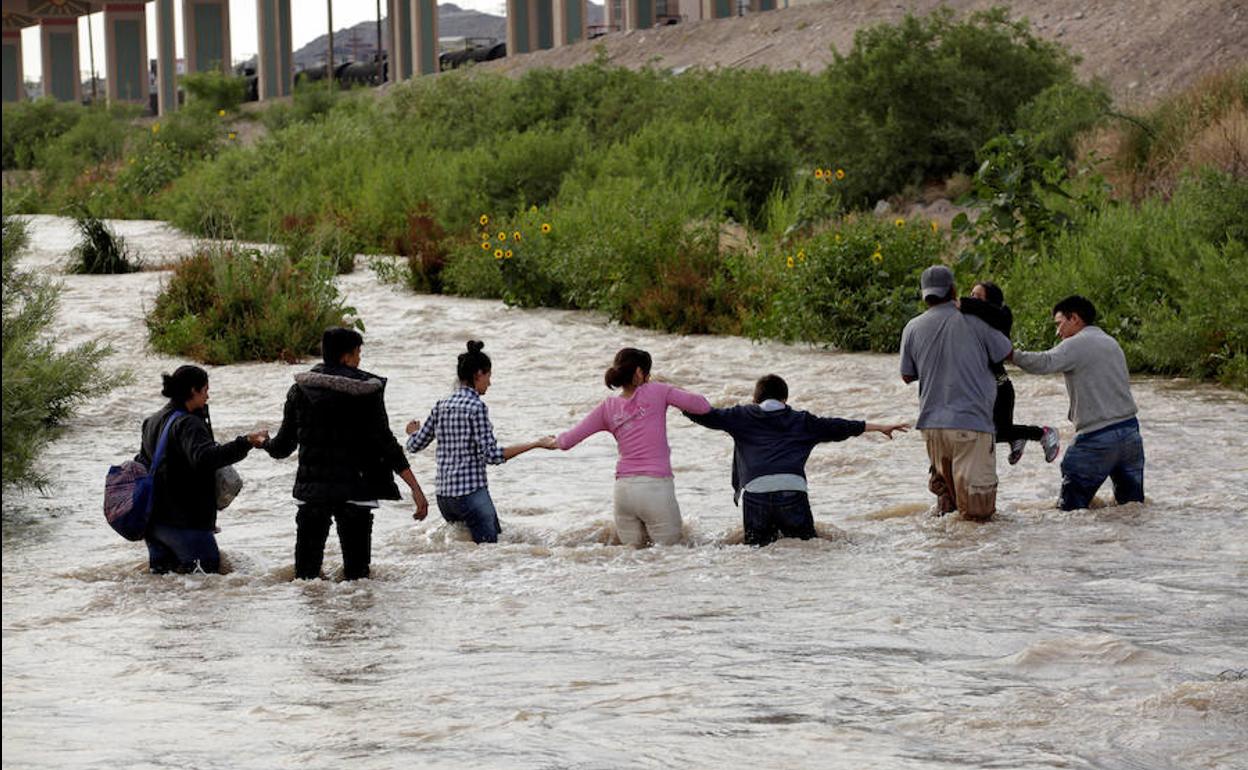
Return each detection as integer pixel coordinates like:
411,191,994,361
406,341,555,543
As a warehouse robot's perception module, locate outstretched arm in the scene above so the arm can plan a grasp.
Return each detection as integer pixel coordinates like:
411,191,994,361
864,422,910,439
556,401,608,451
406,409,437,453
1012,340,1078,375
503,438,558,459
665,385,711,415
264,386,300,459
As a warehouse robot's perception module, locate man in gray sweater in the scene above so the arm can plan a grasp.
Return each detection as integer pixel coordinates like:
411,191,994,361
1011,295,1145,510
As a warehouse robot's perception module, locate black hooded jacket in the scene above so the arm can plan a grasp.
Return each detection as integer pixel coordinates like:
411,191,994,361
136,402,252,531
264,363,410,503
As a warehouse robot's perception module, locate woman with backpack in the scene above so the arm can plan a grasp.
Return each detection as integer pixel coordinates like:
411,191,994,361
136,365,268,574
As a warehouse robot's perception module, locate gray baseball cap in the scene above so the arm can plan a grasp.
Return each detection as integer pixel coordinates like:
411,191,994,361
920,265,955,300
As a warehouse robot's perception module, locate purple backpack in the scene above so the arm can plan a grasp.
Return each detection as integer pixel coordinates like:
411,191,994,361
103,410,185,541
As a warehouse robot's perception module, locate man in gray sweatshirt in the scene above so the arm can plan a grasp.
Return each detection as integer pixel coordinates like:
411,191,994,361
1011,295,1144,510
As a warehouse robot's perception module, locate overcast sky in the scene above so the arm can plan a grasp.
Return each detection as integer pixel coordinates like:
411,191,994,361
19,0,508,81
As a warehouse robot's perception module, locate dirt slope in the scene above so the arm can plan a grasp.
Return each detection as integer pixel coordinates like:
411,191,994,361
479,0,1247,104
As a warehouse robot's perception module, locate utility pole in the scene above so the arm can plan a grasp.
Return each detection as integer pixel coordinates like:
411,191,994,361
86,12,99,103
327,0,334,88
376,0,383,65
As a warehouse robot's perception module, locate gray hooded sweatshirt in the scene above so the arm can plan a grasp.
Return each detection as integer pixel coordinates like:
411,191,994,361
1012,326,1138,435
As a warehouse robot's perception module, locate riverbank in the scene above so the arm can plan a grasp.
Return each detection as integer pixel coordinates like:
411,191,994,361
4,11,1245,387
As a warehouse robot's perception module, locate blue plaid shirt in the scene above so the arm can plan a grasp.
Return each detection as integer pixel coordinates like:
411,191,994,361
406,387,506,497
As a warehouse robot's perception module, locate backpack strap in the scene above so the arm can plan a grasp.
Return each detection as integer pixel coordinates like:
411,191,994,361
150,410,187,471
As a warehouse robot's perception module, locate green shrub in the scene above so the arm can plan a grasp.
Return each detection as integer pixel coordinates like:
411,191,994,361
998,172,1248,387
145,245,360,364
1016,79,1111,160
2,99,85,170
752,216,947,351
2,211,128,489
180,71,248,113
67,210,140,274
817,7,1081,204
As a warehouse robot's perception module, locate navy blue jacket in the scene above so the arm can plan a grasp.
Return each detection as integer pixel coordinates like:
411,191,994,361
685,404,864,502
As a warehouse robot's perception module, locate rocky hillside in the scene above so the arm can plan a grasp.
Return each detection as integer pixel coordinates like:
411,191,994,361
478,0,1247,103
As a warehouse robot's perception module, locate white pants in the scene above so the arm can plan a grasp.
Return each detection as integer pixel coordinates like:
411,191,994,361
613,476,683,547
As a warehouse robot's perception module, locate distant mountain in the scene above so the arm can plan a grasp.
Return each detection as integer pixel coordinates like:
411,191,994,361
291,2,605,70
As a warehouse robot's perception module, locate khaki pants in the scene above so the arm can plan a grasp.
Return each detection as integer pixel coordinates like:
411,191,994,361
923,429,998,521
613,476,683,546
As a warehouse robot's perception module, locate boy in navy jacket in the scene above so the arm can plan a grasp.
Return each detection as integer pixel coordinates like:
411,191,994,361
686,375,908,546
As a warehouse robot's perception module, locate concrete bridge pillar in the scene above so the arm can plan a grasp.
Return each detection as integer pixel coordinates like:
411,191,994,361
553,0,587,46
154,0,177,113
411,0,439,76
748,0,776,11
506,0,555,55
40,18,81,102
622,0,656,30
387,0,413,81
702,0,734,20
104,3,147,103
256,0,292,99
182,0,231,74
2,30,25,102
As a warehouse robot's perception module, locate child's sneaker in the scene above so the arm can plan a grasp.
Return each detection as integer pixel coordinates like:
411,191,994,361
1041,426,1061,463
1008,438,1027,465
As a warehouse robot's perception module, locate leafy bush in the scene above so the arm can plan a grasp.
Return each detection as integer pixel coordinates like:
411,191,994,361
180,71,248,113
816,7,1085,204
753,215,947,351
3,212,128,489
67,211,140,274
145,245,360,364
997,172,1248,387
1,99,85,170
952,132,1108,270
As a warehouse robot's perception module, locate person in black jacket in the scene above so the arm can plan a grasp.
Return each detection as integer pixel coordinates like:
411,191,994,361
264,327,429,580
137,365,269,574
959,281,1060,465
685,375,908,546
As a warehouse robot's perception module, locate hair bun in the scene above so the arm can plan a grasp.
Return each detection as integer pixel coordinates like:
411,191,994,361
467,340,485,353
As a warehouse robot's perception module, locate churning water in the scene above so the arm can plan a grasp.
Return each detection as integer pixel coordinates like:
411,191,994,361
3,216,1246,769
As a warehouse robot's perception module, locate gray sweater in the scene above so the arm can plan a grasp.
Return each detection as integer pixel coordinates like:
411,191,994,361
1012,326,1138,434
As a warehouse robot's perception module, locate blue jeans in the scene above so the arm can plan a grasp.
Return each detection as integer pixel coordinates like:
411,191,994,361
741,490,816,546
146,523,220,574
437,487,501,544
1059,418,1145,510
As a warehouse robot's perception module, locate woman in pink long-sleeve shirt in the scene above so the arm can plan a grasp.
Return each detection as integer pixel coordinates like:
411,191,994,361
555,348,711,546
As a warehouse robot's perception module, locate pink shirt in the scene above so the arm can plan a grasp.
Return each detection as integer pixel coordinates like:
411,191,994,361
557,382,712,478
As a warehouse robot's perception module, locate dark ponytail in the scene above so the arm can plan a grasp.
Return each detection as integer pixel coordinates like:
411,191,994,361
457,340,491,384
604,348,652,390
161,364,209,403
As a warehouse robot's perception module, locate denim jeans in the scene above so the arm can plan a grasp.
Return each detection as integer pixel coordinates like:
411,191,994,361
1059,418,1145,510
437,487,501,544
295,503,375,580
146,523,220,574
741,490,816,546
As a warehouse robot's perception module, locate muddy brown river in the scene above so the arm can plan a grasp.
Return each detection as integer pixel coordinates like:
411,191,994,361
3,216,1246,769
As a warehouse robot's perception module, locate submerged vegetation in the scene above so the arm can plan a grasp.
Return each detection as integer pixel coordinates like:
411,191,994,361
67,209,140,274
145,245,360,365
2,7,1244,387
